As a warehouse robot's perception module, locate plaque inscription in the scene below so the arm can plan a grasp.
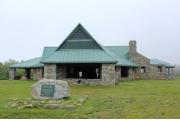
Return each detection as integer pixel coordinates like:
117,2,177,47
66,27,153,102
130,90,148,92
41,85,55,97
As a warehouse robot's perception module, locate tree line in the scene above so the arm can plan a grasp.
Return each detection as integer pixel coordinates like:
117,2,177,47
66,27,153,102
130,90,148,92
0,59,24,80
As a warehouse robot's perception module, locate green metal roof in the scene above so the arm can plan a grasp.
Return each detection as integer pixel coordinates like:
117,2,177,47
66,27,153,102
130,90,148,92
104,46,138,67
41,46,138,66
41,49,117,63
41,47,57,60
41,24,118,64
105,46,129,58
150,59,174,68
10,57,44,68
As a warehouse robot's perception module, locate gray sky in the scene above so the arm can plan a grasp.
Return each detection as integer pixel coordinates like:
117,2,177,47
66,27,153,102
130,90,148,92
0,0,180,64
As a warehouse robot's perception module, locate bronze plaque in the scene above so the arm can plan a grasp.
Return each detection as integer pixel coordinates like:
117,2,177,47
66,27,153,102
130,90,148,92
41,85,55,97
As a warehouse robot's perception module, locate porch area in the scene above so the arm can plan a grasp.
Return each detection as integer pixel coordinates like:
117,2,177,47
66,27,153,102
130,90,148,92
44,63,116,85
9,67,44,80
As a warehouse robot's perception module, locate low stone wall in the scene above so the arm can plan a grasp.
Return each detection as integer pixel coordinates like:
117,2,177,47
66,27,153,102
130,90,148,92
61,78,102,85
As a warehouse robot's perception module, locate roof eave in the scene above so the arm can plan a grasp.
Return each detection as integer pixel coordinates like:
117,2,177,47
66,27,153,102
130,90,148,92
40,61,118,64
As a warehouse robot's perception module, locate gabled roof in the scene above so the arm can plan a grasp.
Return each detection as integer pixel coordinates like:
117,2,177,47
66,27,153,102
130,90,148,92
56,23,103,50
41,24,118,63
10,57,44,68
150,59,174,68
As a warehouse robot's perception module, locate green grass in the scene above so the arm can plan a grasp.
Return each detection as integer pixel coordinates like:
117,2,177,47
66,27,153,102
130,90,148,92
0,79,180,119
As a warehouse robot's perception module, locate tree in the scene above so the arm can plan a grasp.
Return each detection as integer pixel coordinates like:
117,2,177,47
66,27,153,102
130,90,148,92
0,59,24,80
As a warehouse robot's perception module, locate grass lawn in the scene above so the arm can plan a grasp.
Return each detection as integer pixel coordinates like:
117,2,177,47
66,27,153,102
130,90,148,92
0,79,180,119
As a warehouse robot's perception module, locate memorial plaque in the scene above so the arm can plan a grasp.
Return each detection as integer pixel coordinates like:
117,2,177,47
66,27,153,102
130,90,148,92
41,85,55,97
32,79,69,99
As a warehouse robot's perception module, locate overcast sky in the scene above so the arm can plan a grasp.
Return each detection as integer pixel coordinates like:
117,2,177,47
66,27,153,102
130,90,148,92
0,0,180,64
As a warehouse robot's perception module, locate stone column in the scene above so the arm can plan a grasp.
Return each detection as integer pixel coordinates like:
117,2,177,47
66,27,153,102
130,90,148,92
129,67,136,80
115,66,121,81
9,68,16,80
31,68,43,80
168,68,170,75
44,64,56,79
101,64,116,85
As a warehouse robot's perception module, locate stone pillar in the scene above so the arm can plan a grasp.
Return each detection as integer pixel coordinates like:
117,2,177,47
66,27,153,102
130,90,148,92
168,68,170,75
31,68,43,80
101,64,116,85
44,64,56,79
129,68,136,80
115,66,121,80
9,68,16,80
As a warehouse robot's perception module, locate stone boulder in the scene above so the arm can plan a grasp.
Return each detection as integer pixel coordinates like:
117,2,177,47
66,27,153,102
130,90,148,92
32,79,70,100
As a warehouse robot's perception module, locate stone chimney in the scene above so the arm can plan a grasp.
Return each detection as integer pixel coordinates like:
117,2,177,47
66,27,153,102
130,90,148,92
129,40,137,52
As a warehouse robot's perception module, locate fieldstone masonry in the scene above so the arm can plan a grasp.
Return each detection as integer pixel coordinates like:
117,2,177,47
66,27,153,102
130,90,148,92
101,64,116,85
31,68,43,80
9,68,16,80
44,64,56,79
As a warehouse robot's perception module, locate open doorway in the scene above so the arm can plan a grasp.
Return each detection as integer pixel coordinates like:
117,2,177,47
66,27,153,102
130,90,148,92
66,64,101,79
121,67,129,77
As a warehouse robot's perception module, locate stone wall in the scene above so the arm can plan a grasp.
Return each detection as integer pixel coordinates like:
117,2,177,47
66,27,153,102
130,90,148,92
149,65,175,79
44,64,56,79
9,68,16,80
101,64,116,85
115,67,138,81
128,51,150,79
62,78,101,85
31,68,43,80
128,41,151,79
128,40,175,80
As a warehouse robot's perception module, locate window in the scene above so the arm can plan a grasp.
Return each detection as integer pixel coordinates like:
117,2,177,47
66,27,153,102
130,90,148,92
158,66,162,72
115,66,120,72
140,66,146,73
121,67,129,77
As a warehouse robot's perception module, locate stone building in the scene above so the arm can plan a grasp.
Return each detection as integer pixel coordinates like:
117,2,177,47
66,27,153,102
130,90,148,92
9,24,175,85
